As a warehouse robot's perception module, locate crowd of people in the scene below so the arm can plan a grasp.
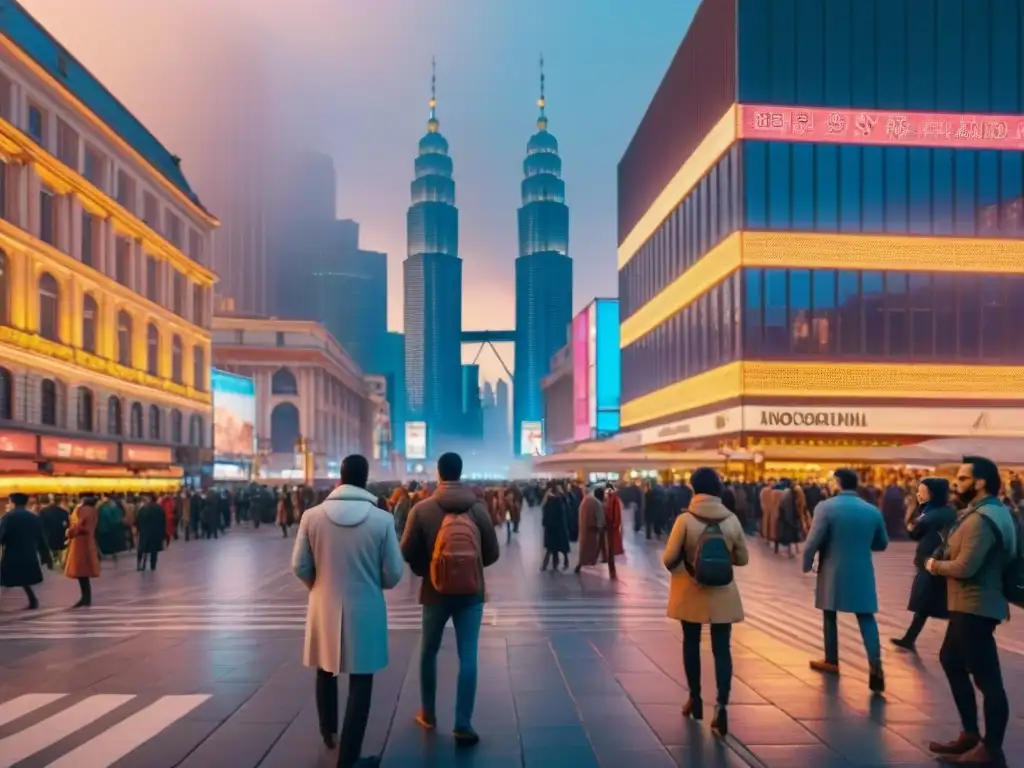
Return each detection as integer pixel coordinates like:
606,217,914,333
1,456,1022,767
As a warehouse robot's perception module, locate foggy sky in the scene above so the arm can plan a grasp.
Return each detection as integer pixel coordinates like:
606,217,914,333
21,0,699,381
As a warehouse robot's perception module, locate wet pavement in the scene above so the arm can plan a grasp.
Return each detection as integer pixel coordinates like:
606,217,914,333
1,508,1023,767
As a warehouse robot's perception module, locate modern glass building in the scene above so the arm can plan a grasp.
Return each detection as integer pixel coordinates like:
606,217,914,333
619,0,1024,450
404,68,463,457
514,64,572,455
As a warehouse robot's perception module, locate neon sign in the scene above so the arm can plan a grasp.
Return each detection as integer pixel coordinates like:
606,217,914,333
740,105,1024,152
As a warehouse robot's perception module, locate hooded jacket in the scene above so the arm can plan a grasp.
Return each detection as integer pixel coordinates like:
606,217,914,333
400,482,500,605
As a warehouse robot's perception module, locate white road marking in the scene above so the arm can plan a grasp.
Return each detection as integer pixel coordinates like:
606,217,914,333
0,694,67,728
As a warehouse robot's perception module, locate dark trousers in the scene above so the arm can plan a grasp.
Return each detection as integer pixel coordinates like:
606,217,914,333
940,611,1008,753
137,551,158,571
599,529,617,579
682,622,732,706
23,585,37,608
823,610,881,666
77,577,92,605
902,612,928,644
316,668,374,767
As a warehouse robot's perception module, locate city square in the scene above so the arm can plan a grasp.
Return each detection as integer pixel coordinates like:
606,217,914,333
1,515,1023,767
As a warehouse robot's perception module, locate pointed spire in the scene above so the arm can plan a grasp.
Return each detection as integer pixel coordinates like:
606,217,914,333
427,56,439,133
537,54,548,131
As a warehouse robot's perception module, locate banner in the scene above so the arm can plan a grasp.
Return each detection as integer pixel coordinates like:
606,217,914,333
405,421,427,460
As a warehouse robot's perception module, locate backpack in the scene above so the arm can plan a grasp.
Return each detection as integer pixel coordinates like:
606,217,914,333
979,508,1024,610
685,513,734,587
430,513,482,595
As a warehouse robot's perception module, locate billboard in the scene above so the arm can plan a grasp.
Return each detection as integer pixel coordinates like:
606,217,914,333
212,369,256,458
572,310,591,441
405,421,427,460
520,421,544,456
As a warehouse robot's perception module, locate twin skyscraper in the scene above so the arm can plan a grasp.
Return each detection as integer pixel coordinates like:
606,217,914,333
403,59,571,460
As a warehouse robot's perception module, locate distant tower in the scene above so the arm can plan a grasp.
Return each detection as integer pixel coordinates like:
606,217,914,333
513,56,571,456
404,59,462,458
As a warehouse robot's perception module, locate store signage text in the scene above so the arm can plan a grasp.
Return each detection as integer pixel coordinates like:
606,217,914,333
0,430,36,455
740,105,1024,152
40,437,116,463
760,410,868,429
123,445,174,464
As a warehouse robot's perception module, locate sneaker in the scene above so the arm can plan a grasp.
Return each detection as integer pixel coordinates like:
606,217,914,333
415,712,436,730
929,732,981,755
809,659,840,676
453,728,479,747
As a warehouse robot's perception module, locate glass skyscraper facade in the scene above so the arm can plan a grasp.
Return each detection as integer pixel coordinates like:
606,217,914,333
619,0,1024,441
404,79,462,456
514,74,572,455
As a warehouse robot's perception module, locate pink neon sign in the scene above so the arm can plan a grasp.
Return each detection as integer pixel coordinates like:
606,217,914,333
739,105,1024,151
572,310,591,442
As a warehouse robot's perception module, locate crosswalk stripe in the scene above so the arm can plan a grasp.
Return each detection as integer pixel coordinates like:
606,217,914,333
45,694,209,768
0,694,66,728
0,694,134,768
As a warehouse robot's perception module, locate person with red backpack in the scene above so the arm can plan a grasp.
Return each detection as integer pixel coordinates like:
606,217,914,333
400,452,500,748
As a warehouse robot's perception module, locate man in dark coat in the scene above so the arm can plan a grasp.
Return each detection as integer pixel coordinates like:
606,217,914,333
0,492,52,609
135,493,166,571
38,494,69,567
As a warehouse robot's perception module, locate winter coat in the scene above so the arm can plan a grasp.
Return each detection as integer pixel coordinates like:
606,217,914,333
96,501,126,555
576,494,606,567
39,504,69,552
604,493,625,557
400,482,500,605
663,495,749,624
541,492,571,555
292,485,404,675
906,503,956,618
135,502,166,555
0,507,51,587
65,504,101,579
802,491,888,614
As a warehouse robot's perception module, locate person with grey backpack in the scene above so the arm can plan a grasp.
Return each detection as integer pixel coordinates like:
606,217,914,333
662,467,749,739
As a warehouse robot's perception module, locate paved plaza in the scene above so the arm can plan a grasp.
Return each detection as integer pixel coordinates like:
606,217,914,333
1,509,1023,767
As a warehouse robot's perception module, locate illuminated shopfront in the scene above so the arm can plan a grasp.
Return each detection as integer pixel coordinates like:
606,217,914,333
617,0,1024,453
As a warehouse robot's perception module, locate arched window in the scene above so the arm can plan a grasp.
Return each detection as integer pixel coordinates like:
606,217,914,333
117,311,133,367
171,335,183,384
270,402,300,453
130,402,143,438
193,345,206,392
146,323,160,376
188,414,205,447
82,294,98,354
38,272,60,342
76,386,94,432
0,250,8,325
170,409,183,444
107,396,122,436
271,368,298,395
148,404,161,440
0,367,11,420
40,378,57,426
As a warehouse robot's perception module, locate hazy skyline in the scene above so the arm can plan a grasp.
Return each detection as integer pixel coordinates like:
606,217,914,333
21,0,699,380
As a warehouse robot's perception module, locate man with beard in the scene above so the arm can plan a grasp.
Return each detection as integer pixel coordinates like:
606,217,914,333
925,457,1016,766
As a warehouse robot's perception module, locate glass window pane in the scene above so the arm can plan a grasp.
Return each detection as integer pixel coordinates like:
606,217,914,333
811,269,836,355
908,148,933,235
792,143,814,229
850,0,876,107
884,148,908,233
999,153,1023,236
934,273,957,358
958,275,980,359
764,269,789,355
991,0,1019,113
954,150,976,235
789,269,812,354
935,0,964,112
745,141,768,229
876,0,909,106
794,0,825,104
744,268,763,356
862,146,884,232
977,150,999,235
902,0,933,110
981,276,1004,360
816,145,839,230
862,271,885,356
886,272,909,357
823,0,852,107
837,270,861,355
770,0,797,103
839,145,862,232
909,273,934,357
768,142,791,229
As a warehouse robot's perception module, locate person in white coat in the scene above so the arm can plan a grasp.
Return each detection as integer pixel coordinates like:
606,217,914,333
292,454,404,768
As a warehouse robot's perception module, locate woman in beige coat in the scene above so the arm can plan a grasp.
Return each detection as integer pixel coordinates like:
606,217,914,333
662,467,749,739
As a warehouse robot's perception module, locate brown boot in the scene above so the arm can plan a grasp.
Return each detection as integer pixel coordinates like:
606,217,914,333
809,659,840,676
940,742,1004,765
929,732,980,755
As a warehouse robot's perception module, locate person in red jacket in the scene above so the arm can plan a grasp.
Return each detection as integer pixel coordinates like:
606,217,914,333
603,485,624,579
159,493,177,546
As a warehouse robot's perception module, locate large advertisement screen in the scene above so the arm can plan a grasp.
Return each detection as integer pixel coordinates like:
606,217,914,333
212,369,256,458
405,421,427,460
520,421,543,456
572,310,591,442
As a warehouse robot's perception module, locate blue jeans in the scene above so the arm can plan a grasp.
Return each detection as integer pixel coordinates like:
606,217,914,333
420,600,483,731
823,610,881,666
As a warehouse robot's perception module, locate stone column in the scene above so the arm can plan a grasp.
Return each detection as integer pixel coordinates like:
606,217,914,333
68,196,83,261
